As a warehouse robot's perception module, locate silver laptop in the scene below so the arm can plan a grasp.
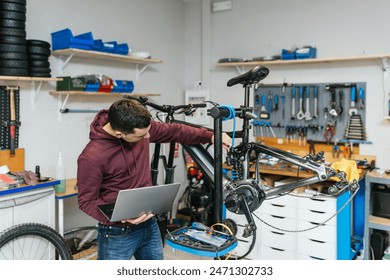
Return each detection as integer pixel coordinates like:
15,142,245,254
97,182,181,222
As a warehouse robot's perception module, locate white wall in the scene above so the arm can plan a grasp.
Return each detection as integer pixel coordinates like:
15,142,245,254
6,0,186,180
185,0,390,168
0,0,187,229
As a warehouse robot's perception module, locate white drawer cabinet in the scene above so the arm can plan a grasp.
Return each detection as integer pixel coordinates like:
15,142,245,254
227,186,352,260
297,236,337,260
260,244,295,260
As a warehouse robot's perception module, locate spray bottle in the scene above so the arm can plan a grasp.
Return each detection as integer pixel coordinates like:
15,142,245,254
55,152,66,193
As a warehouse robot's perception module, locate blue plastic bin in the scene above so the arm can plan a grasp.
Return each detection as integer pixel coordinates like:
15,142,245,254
93,40,129,55
281,49,296,60
116,43,129,55
112,80,134,93
295,47,317,59
93,40,116,53
51,28,94,50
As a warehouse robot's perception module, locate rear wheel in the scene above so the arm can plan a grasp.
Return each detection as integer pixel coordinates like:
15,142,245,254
64,226,98,260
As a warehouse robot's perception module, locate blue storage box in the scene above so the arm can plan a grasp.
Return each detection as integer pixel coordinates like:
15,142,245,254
93,40,116,53
112,80,134,93
51,28,94,50
84,75,100,92
93,40,129,55
281,49,297,60
85,82,100,92
295,47,317,59
116,43,129,55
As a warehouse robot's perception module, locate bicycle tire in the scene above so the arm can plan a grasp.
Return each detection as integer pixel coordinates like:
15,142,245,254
224,216,256,259
64,225,98,260
0,223,72,260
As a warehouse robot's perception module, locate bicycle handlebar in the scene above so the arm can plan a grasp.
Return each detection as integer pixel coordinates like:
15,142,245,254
125,95,206,115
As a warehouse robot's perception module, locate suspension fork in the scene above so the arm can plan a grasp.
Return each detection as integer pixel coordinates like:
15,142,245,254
150,142,176,185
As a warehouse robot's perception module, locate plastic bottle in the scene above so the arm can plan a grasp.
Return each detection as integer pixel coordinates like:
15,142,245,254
55,152,66,193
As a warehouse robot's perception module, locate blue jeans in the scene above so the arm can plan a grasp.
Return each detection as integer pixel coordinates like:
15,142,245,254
97,218,163,260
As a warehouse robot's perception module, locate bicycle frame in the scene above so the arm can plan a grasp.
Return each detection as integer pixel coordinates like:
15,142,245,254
125,66,359,238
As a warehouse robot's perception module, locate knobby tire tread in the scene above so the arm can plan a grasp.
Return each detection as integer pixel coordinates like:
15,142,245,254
0,223,72,260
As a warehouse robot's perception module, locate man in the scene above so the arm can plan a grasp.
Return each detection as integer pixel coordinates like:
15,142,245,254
77,98,232,260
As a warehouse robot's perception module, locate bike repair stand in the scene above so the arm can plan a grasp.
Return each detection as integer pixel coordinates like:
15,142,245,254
165,106,238,258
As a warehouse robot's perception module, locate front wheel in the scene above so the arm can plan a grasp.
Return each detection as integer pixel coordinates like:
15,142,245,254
0,223,72,260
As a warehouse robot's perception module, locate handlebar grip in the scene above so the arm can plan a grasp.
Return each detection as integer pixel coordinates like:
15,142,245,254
191,103,207,108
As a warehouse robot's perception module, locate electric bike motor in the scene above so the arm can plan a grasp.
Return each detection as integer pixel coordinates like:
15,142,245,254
223,179,265,214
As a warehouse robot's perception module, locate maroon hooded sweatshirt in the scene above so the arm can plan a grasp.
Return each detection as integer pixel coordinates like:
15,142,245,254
77,109,213,226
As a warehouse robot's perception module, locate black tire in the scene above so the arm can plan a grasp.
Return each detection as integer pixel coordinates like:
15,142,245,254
0,19,26,29
0,27,26,37
29,72,51,77
64,226,98,260
0,11,26,21
27,39,51,48
0,51,27,60
29,66,51,73
0,59,28,68
0,67,28,76
0,35,26,44
0,43,26,53
0,2,27,13
2,0,26,5
0,223,72,260
26,45,51,56
223,217,256,259
28,60,50,67
28,53,49,60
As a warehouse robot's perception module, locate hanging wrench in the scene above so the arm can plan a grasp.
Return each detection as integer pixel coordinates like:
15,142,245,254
304,86,312,120
291,86,296,120
296,86,305,120
313,86,318,118
358,87,365,109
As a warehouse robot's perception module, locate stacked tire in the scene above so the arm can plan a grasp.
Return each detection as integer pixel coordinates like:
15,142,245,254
0,0,28,76
27,40,51,77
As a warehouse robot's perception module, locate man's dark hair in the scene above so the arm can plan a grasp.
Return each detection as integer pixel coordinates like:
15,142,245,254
108,99,151,134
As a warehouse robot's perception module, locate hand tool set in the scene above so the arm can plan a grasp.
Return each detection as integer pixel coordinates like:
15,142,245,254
0,86,21,156
253,82,368,145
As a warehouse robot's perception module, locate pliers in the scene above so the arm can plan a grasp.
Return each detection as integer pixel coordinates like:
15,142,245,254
332,142,340,158
343,143,351,159
308,140,316,155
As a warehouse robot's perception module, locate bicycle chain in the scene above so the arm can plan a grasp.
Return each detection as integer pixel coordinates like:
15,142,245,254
253,185,360,233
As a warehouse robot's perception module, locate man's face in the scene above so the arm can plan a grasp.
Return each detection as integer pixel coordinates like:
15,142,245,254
116,125,151,143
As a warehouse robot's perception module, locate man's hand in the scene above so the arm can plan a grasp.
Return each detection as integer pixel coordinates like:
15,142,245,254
121,213,154,225
212,132,232,151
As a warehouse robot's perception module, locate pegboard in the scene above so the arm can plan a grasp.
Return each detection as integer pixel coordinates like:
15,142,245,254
253,82,367,144
0,86,21,150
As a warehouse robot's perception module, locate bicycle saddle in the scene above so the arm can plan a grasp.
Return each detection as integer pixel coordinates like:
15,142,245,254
227,65,269,87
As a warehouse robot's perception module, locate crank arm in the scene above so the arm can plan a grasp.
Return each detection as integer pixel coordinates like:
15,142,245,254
238,194,257,238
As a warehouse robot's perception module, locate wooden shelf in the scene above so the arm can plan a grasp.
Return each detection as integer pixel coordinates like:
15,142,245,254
368,215,390,227
52,48,163,64
49,91,160,97
216,54,390,68
0,75,62,82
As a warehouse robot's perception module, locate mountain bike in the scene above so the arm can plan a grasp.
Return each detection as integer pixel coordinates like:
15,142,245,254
124,65,359,259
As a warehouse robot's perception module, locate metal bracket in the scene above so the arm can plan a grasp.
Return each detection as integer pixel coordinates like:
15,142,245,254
235,65,247,75
58,54,76,76
30,81,43,111
136,63,151,81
